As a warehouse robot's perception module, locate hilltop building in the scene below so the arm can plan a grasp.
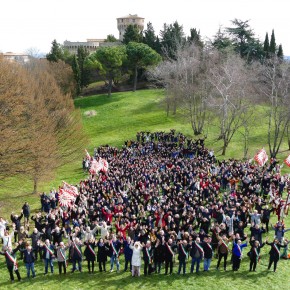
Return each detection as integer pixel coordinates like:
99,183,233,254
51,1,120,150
117,14,145,41
63,14,145,53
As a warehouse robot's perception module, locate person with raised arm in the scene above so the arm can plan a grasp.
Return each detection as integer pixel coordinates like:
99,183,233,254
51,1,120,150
248,237,265,272
232,235,248,271
130,241,143,277
266,237,289,272
0,243,21,282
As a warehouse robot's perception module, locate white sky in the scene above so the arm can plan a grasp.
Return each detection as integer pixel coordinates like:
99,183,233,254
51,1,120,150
1,0,289,55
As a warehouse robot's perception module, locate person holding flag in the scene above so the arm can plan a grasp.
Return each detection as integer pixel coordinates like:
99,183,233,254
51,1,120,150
0,243,21,282
232,237,248,271
190,237,204,274
177,240,190,275
266,237,289,272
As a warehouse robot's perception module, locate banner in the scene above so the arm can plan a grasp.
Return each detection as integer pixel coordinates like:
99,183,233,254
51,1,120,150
59,182,79,207
89,158,109,174
284,155,290,167
254,148,268,166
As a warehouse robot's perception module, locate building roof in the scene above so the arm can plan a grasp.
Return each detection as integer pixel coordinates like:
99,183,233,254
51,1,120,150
117,14,144,19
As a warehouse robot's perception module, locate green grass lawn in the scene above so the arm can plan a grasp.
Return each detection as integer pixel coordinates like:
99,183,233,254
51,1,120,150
1,88,290,289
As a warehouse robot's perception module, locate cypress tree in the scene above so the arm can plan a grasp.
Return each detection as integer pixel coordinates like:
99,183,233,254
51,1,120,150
263,32,269,58
277,44,284,60
269,29,276,54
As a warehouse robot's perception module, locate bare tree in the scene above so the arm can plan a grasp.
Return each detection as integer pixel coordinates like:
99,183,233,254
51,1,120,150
149,44,211,135
258,57,290,157
208,52,255,155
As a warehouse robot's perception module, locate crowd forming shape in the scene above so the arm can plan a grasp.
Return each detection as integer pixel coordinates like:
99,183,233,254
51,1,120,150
1,130,289,282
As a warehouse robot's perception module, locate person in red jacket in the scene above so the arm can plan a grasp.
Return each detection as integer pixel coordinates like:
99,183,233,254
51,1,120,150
102,207,114,224
154,210,170,228
115,221,130,239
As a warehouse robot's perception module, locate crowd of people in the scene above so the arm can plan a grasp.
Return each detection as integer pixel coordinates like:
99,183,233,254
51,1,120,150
0,130,290,283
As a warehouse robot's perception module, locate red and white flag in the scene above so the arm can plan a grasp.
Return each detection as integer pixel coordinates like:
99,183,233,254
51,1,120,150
254,149,268,166
89,158,109,174
284,155,290,167
58,182,79,207
100,158,109,172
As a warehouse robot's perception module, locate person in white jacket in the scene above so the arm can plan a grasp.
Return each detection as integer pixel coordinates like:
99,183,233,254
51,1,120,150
130,241,143,277
81,223,98,242
97,222,111,239
0,217,8,239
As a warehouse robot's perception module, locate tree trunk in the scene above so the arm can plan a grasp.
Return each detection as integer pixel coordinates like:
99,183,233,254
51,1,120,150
222,138,227,155
108,78,112,97
33,177,38,194
133,66,138,92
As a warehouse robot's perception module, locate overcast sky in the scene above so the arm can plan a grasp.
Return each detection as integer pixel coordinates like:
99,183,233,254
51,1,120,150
1,0,289,55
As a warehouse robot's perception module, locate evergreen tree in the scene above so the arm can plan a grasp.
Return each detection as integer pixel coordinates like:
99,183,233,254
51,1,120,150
187,28,203,47
105,34,118,42
226,19,254,58
77,46,90,89
122,24,143,44
71,55,81,95
46,39,64,62
277,44,284,59
212,27,233,51
143,22,157,50
160,21,185,59
269,29,276,54
263,32,269,58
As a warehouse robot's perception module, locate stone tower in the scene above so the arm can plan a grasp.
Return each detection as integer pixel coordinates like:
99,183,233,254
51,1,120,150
117,14,145,41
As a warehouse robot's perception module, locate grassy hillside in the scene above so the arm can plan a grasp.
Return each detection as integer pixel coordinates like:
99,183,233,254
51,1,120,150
0,89,290,289
1,89,290,215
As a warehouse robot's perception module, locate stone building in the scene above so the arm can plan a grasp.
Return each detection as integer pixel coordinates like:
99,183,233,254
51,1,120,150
117,14,145,41
63,39,106,54
63,14,145,54
0,52,30,63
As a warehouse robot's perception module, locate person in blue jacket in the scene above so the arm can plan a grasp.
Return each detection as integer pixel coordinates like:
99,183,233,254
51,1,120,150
123,236,133,272
232,237,248,271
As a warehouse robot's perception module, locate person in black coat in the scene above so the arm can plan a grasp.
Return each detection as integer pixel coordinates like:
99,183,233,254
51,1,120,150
97,238,108,272
163,238,176,275
201,236,213,271
177,240,190,275
11,211,23,243
142,240,154,275
266,237,288,272
22,202,30,230
0,243,21,282
248,237,265,272
84,238,97,273
123,237,133,272
19,241,36,278
153,239,163,274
